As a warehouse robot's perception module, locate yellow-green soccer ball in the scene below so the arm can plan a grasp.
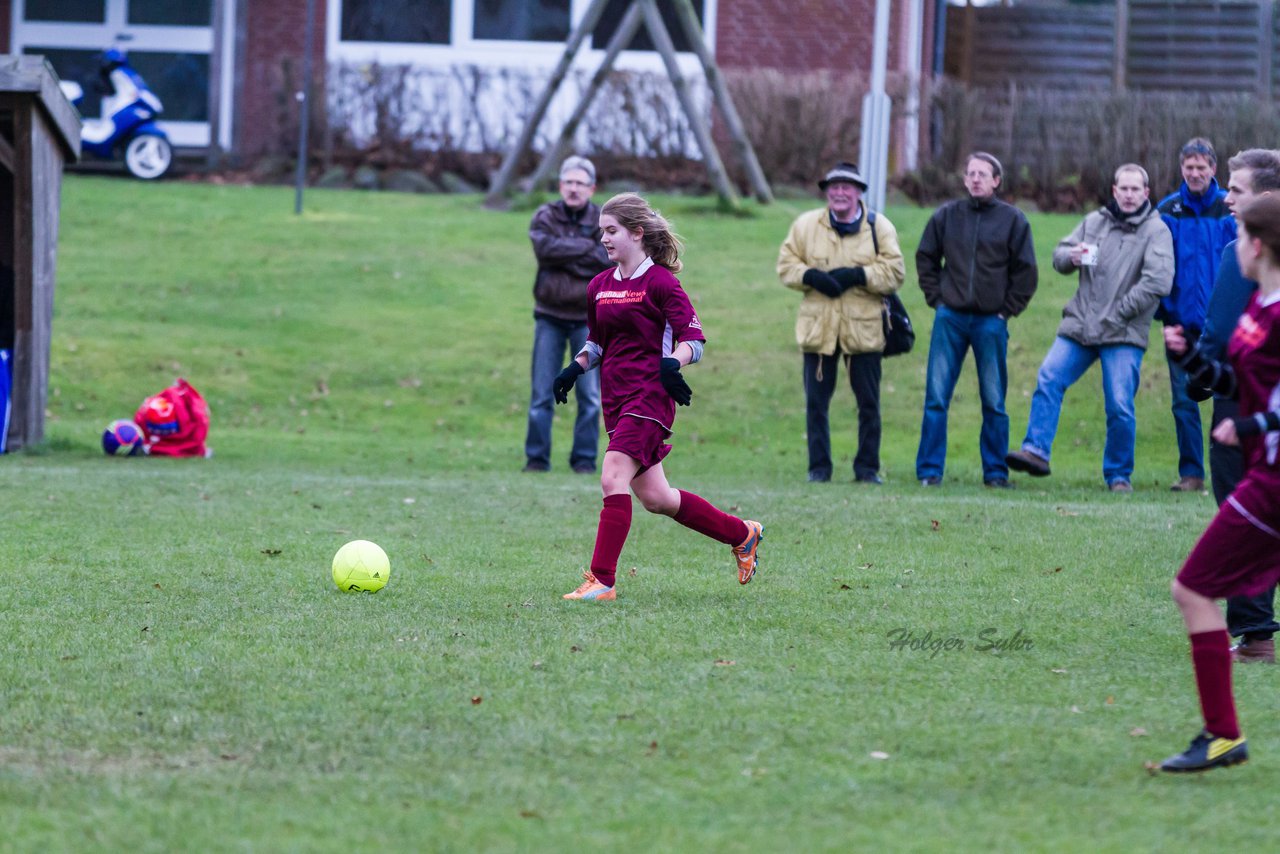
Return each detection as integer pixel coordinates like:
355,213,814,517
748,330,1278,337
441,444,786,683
332,540,390,593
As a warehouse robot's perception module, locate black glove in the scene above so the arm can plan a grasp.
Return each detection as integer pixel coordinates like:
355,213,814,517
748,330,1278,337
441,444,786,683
553,362,584,404
829,266,867,291
802,268,842,298
659,357,692,406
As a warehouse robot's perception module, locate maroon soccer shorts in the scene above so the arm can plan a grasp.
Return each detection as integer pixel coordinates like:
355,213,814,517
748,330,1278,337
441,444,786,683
1177,477,1280,599
607,414,672,472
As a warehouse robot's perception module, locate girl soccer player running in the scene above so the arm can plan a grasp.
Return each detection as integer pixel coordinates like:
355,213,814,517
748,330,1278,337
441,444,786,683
1160,194,1280,772
551,192,763,601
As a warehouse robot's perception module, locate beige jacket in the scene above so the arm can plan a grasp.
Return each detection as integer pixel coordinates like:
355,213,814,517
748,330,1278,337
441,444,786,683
778,206,906,354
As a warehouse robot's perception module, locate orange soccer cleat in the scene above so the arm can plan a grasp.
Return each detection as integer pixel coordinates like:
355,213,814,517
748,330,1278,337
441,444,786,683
732,520,764,584
562,571,616,601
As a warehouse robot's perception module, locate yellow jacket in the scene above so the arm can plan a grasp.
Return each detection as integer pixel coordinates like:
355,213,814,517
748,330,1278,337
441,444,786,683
777,206,906,355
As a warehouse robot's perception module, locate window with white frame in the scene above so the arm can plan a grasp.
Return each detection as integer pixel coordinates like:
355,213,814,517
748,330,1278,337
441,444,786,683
22,0,106,22
473,0,570,42
331,0,715,58
592,0,705,52
341,0,453,44
14,0,230,148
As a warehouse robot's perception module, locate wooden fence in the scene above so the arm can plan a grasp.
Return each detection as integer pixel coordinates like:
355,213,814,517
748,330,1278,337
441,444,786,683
946,0,1277,98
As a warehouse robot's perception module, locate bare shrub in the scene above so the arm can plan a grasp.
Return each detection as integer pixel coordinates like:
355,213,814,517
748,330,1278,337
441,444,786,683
724,68,870,186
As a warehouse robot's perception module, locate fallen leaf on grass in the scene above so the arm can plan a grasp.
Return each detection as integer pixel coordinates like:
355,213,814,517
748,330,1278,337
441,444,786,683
1106,696,1115,705
519,810,541,819
714,659,735,666
646,741,659,756
1043,566,1063,574
470,696,483,705
570,645,582,653
1143,761,1161,775
1055,507,1080,517
1130,727,1148,737
930,520,940,531
839,584,852,590
628,567,637,578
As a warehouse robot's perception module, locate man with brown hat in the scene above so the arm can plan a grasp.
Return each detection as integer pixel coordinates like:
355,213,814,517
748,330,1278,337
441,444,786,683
777,161,906,483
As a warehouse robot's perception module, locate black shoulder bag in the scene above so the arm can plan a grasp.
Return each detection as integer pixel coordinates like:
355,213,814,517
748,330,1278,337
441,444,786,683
867,211,915,357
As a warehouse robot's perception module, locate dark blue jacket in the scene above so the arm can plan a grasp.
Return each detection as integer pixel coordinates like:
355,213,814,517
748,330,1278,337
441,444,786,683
1187,240,1257,403
1156,178,1236,331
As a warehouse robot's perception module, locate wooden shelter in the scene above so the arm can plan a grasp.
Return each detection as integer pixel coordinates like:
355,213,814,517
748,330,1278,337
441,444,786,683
0,55,80,452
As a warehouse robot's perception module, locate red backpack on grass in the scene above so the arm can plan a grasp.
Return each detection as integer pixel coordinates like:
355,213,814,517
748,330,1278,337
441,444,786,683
134,378,210,457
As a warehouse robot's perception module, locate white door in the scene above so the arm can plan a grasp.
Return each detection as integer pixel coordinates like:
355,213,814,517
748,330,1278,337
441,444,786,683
11,0,234,150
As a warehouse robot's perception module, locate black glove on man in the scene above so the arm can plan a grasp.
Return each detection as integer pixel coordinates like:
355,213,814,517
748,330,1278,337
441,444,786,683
553,362,584,404
829,266,867,290
659,357,693,406
802,268,842,298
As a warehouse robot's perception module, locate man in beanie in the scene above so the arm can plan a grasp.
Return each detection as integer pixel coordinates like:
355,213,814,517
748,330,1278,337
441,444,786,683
915,151,1038,488
523,155,611,473
777,161,906,483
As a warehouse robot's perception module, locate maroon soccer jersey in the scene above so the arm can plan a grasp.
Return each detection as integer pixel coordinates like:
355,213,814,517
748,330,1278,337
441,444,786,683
1227,290,1280,480
586,257,706,433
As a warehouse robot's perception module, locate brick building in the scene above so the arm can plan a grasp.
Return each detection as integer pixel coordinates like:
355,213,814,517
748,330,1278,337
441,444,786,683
3,0,938,166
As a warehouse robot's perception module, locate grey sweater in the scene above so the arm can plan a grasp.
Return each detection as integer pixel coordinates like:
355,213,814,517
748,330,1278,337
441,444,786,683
1050,204,1174,350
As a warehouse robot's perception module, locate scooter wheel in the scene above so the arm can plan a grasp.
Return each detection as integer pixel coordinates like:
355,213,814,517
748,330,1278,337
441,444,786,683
124,134,172,180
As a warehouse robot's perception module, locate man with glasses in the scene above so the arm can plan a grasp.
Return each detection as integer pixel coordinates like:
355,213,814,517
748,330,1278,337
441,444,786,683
915,152,1039,488
523,156,610,474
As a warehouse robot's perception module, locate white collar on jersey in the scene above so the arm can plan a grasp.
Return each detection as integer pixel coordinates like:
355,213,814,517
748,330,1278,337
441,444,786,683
613,255,654,281
1260,287,1280,308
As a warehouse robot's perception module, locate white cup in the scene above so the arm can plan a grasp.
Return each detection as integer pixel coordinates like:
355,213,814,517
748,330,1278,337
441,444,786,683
1080,243,1099,266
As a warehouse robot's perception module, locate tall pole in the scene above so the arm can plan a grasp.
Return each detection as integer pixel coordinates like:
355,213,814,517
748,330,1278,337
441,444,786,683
859,0,892,212
902,0,924,172
294,0,316,215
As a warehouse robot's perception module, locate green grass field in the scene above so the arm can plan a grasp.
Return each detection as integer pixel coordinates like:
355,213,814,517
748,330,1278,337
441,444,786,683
2,176,1276,851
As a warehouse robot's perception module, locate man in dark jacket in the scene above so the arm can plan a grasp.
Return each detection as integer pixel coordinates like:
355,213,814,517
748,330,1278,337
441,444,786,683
1156,137,1237,492
1191,148,1280,663
1006,164,1173,491
523,155,610,473
915,152,1038,487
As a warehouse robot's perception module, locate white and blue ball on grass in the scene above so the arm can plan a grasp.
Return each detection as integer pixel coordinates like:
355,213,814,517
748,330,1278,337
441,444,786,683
102,419,146,456
332,539,390,593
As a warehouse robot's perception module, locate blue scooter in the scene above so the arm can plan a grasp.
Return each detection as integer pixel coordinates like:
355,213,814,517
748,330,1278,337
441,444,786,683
59,48,173,180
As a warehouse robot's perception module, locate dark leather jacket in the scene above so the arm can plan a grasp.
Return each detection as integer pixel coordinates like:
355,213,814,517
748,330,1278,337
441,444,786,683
529,200,611,322
916,196,1038,317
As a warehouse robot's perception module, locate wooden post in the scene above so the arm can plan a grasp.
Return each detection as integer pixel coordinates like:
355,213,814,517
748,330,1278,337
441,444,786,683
483,0,614,207
1112,0,1129,91
523,0,647,195
1260,0,1275,102
639,0,738,206
668,0,772,203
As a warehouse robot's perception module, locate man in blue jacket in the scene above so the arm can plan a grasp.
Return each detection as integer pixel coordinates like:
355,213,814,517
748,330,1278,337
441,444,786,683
1156,138,1237,491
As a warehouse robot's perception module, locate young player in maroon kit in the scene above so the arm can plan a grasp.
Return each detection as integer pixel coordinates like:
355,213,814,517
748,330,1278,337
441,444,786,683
551,192,763,601
1160,194,1280,772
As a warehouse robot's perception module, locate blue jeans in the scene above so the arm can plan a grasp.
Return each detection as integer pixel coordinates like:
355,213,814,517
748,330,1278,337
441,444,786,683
1019,336,1144,485
916,305,1009,482
1164,348,1205,479
525,316,600,470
